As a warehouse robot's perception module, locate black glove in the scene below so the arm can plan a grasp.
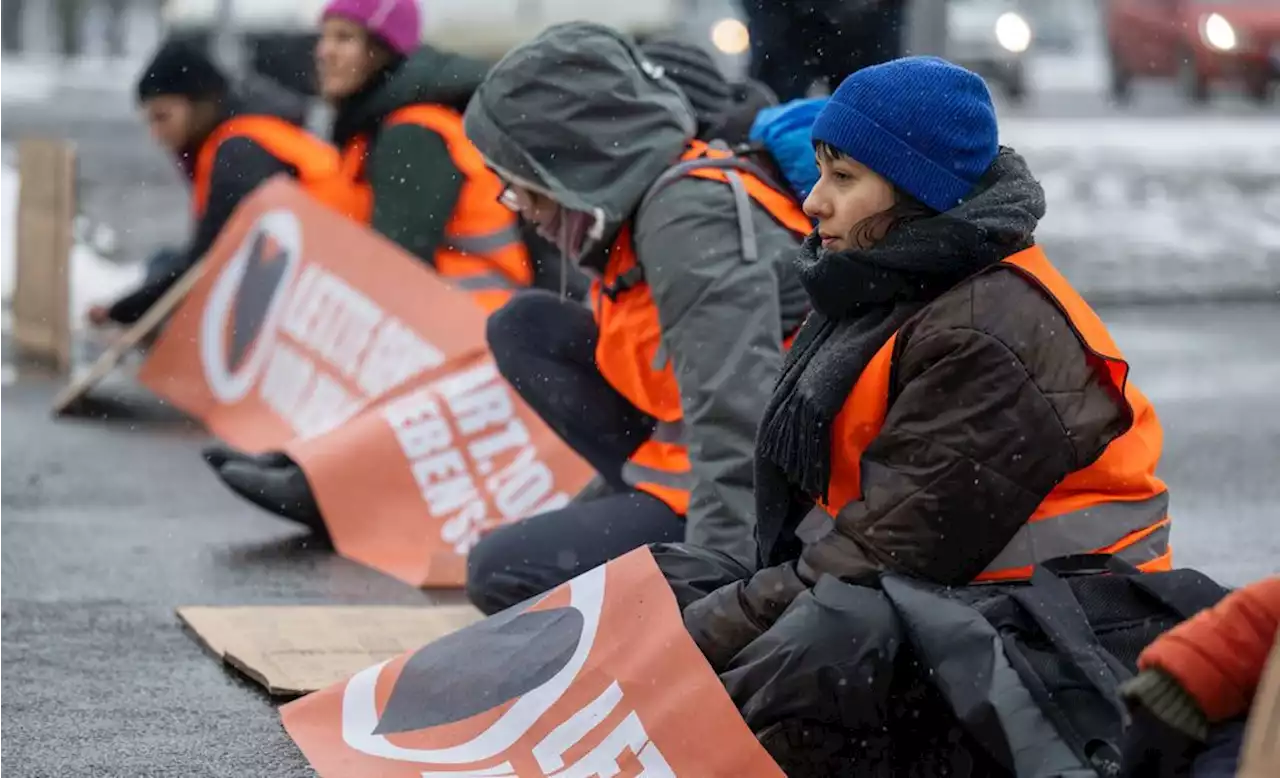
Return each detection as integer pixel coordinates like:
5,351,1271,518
216,459,326,536
682,562,809,671
1119,704,1202,778
201,442,295,471
1118,668,1208,777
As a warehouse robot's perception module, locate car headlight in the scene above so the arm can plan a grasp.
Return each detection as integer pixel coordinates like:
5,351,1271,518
710,18,750,55
995,12,1032,54
1201,13,1237,51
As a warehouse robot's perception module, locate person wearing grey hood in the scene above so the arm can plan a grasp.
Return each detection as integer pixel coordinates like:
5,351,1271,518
461,22,813,616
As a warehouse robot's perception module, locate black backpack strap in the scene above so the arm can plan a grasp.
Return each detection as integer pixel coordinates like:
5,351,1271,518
1128,570,1231,621
1039,553,1141,577
1013,567,1134,710
598,265,645,301
636,150,790,271
1042,554,1229,621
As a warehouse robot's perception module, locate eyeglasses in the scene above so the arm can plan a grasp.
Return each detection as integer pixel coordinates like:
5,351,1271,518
496,183,523,212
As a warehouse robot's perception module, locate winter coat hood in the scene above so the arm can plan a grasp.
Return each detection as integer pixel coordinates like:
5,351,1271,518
463,22,696,231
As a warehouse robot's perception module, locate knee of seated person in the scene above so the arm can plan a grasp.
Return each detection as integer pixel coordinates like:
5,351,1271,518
485,291,552,365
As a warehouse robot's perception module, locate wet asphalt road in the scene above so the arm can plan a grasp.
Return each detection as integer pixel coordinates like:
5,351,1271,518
3,300,1277,777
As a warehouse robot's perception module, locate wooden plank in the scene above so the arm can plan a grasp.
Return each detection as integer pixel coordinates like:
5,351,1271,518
1239,634,1280,778
12,139,76,372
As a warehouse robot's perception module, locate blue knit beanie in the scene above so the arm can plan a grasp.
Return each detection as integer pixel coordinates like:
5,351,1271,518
811,56,998,212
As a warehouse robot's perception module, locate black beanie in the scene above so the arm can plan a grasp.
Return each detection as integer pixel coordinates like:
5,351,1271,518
640,36,734,130
136,40,229,103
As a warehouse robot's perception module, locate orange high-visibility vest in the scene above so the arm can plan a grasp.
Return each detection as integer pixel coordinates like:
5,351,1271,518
192,115,341,217
810,244,1172,581
591,141,813,515
331,104,532,312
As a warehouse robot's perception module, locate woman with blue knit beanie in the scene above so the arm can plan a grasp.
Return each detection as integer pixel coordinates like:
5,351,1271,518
654,57,1171,773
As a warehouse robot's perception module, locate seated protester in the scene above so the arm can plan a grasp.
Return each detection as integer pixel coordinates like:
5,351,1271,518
462,22,813,616
639,35,778,146
314,0,534,312
654,57,1173,764
748,97,827,201
1120,575,1280,778
199,0,570,514
88,41,339,327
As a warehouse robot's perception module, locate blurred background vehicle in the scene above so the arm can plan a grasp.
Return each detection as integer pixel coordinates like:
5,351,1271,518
946,0,1036,102
1106,0,1280,104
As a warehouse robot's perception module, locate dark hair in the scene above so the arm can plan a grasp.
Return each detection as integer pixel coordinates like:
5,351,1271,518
814,141,938,247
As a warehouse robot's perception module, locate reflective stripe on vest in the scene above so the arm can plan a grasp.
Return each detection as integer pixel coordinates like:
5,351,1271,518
594,141,813,515
192,115,340,218
809,244,1171,580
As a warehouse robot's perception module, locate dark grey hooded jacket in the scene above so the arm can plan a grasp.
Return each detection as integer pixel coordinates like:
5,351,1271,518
463,22,809,564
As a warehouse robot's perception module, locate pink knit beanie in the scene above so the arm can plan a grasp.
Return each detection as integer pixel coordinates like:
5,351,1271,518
322,0,421,57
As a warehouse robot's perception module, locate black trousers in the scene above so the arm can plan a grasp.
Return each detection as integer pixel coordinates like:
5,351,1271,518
466,291,685,615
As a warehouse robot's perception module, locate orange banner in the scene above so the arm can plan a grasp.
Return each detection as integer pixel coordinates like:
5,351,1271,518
284,354,587,587
139,177,592,585
281,547,784,778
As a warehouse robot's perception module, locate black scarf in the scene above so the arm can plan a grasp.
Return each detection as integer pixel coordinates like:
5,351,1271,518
754,149,1047,565
330,59,406,150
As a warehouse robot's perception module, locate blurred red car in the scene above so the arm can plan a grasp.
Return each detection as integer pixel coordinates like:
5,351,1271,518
1106,0,1280,102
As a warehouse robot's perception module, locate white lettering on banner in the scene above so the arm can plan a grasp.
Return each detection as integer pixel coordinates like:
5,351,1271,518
467,420,530,463
382,390,487,549
258,340,362,440
293,372,362,438
434,365,572,543
485,445,559,520
380,368,572,555
533,682,624,772
259,340,315,417
411,692,674,778
229,261,447,438
280,265,384,380
357,318,445,399
551,712,675,778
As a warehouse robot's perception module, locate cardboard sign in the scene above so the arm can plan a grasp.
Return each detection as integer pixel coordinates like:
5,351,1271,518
178,605,483,697
282,547,783,778
1240,633,1280,778
138,177,592,585
13,139,75,373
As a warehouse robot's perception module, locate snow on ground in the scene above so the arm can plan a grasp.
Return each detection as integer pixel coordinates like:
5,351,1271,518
0,56,143,107
1003,116,1280,302
1,160,144,328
